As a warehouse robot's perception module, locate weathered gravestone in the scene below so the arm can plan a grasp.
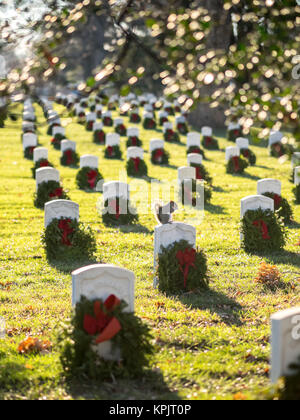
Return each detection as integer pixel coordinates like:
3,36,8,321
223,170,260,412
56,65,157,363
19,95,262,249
236,137,250,150
187,153,203,166
33,147,48,163
225,146,240,162
44,199,79,228
23,133,37,150
35,167,60,192
106,133,120,147
187,132,201,148
257,179,281,196
127,147,144,160
80,155,99,169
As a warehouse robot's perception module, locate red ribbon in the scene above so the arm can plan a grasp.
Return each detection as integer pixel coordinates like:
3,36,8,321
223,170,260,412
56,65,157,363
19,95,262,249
234,130,240,137
83,295,121,344
97,131,105,143
176,248,196,288
39,160,49,168
132,157,140,172
232,156,240,172
64,149,73,165
191,147,200,154
273,194,282,208
154,148,164,163
253,220,270,240
242,149,250,158
109,199,120,219
166,129,174,141
107,146,113,157
58,218,74,246
130,136,138,146
104,117,112,125
131,114,139,122
204,136,213,145
49,187,63,198
88,121,94,130
87,170,98,189
195,167,203,180
28,146,35,156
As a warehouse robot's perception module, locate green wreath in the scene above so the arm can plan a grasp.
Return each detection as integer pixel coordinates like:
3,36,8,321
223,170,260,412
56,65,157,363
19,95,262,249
143,118,157,130
275,356,300,400
115,124,127,136
58,296,154,380
102,198,138,226
156,240,209,294
103,116,113,127
270,142,286,158
42,217,96,261
263,192,293,225
151,148,170,165
76,167,103,191
34,181,70,209
31,159,54,178
180,179,212,205
129,113,141,123
93,130,106,145
164,129,180,143
164,107,175,116
60,149,80,167
228,128,242,142
126,136,142,148
202,136,219,150
241,208,286,253
240,148,257,166
24,146,36,160
190,163,213,185
293,184,300,204
186,146,205,159
226,156,249,174
126,158,148,177
104,145,122,160
51,134,65,150
177,123,188,135
85,121,94,131
159,117,169,126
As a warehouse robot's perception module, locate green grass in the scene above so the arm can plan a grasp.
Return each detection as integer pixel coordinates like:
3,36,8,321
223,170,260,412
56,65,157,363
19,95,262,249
0,103,299,400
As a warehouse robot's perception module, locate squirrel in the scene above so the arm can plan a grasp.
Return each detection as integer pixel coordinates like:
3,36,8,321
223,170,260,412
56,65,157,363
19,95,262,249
153,201,178,225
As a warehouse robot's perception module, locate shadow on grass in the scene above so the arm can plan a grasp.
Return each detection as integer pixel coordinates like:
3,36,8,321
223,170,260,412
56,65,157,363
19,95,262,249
48,258,100,273
205,203,227,215
241,172,261,181
213,186,227,193
65,369,181,400
262,250,300,269
119,224,151,234
178,288,243,327
288,220,300,229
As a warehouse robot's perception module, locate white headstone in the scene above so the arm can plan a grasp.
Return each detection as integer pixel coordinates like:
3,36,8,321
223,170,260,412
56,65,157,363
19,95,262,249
103,181,129,201
163,122,173,132
127,127,139,137
61,140,76,153
102,111,112,118
187,153,203,165
154,222,196,269
270,307,300,384
33,147,48,162
143,112,154,120
106,133,120,147
257,179,282,196
52,126,65,137
36,167,60,191
176,116,186,125
241,195,274,218
22,121,35,132
86,112,96,122
114,118,124,127
96,104,103,112
80,155,99,169
236,137,249,150
269,131,283,147
150,139,164,153
127,147,144,160
23,133,37,150
294,167,300,186
225,146,240,162
159,111,168,119
228,123,241,131
44,199,79,228
187,132,201,148
292,153,300,168
202,126,213,137
93,122,103,131
178,166,196,183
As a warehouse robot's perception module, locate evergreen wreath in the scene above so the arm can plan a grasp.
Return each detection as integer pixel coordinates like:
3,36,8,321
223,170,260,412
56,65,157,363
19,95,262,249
126,136,142,148
96,110,102,119
293,184,300,204
102,198,138,226
241,208,286,253
180,179,212,205
151,148,169,165
202,136,219,150
270,142,286,158
164,106,175,116
47,124,60,136
115,124,127,136
156,240,209,294
240,148,257,166
60,149,80,167
90,105,96,112
159,117,169,126
51,134,65,150
86,120,94,131
42,217,96,261
143,118,156,130
107,103,116,110
130,113,141,123
276,356,300,400
228,128,242,142
263,192,293,225
58,296,154,380
126,157,148,177
34,180,70,209
77,113,86,125
76,167,103,191
104,145,122,159
31,159,54,178
93,129,106,145
177,122,188,135
190,163,213,184
103,116,113,126
226,156,249,174
24,146,36,160
164,129,180,143
186,146,205,159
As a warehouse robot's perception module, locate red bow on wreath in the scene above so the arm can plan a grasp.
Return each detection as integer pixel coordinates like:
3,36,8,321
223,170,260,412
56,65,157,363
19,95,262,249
176,248,196,288
253,220,270,240
58,218,74,246
87,170,98,189
234,130,240,137
148,120,155,129
205,136,213,145
49,187,63,198
83,295,122,344
273,194,282,208
232,156,240,172
64,149,73,165
28,146,35,155
132,157,140,172
107,146,114,157
166,129,174,140
39,160,49,168
195,167,203,180
154,149,164,163
130,136,138,146
191,147,200,154
243,149,250,158
109,199,120,219
97,131,105,143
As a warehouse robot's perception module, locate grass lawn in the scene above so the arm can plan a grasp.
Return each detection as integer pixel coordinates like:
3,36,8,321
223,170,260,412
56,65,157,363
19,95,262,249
0,102,299,400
